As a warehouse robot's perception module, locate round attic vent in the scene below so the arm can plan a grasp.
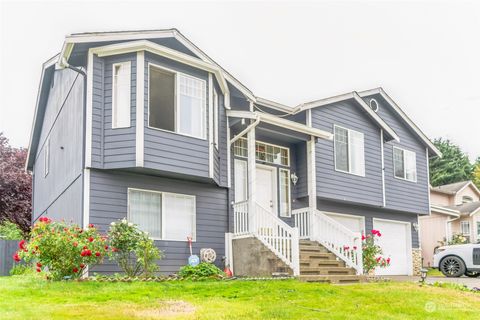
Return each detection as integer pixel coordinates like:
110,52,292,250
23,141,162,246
369,98,379,112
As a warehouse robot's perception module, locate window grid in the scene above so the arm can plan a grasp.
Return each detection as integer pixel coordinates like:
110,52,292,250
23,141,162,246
334,125,365,176
393,147,417,182
279,168,291,217
461,221,470,236
233,138,289,166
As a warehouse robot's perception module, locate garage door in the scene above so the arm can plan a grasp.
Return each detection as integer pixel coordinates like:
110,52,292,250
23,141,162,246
325,213,364,234
373,219,412,276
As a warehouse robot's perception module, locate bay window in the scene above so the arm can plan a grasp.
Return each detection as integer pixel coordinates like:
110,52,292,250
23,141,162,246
393,147,417,182
334,125,365,176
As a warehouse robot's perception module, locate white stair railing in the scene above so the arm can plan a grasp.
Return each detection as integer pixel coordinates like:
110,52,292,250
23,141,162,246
293,208,363,275
253,203,300,276
233,200,249,236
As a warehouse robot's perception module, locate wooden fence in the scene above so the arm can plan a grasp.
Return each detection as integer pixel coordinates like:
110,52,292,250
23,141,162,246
0,240,19,276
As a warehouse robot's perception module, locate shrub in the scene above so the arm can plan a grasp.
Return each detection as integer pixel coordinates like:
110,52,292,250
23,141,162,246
108,218,163,277
362,229,391,274
178,262,224,280
16,217,108,280
0,220,23,240
9,264,34,276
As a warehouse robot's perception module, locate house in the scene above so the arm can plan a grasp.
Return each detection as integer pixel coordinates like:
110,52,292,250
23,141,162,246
420,181,480,267
26,29,441,280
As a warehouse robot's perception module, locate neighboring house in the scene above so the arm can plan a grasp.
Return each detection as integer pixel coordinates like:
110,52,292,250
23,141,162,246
420,181,480,266
26,29,440,278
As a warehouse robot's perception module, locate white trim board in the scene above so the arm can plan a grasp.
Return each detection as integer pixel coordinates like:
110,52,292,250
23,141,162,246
135,51,145,167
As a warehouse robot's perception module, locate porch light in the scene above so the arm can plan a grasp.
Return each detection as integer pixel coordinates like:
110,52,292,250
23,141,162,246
413,222,419,232
420,268,428,284
290,172,299,186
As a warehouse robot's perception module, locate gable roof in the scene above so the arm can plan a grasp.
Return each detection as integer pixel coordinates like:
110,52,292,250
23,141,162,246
444,201,480,217
358,88,441,157
431,181,480,197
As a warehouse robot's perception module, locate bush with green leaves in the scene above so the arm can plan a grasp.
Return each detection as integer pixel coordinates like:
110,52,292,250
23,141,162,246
362,229,390,274
9,264,34,276
108,218,164,277
178,262,225,280
0,220,24,240
15,217,108,280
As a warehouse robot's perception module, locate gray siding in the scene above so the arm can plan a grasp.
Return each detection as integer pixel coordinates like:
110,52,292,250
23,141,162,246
88,169,228,274
312,100,384,207
33,68,84,223
143,52,210,178
317,199,420,248
364,95,430,214
91,53,137,169
0,240,19,276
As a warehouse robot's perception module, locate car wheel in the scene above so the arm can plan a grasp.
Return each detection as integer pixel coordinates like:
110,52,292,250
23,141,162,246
440,256,466,277
465,271,480,278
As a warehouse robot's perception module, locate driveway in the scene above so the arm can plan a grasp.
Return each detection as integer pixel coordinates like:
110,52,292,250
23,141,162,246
388,275,480,289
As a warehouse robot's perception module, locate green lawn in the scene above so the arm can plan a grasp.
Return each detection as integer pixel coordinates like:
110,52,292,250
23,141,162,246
427,268,444,277
1,276,479,319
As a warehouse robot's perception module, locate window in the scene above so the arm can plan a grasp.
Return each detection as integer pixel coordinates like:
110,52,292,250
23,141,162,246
279,169,291,217
213,89,219,149
233,138,289,166
128,189,196,241
44,138,50,177
234,159,248,202
112,62,131,128
461,221,470,236
148,65,206,139
334,125,365,176
369,99,379,112
463,196,474,203
393,147,417,182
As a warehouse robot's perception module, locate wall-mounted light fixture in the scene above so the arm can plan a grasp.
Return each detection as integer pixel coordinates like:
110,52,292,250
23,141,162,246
413,222,419,232
291,172,298,186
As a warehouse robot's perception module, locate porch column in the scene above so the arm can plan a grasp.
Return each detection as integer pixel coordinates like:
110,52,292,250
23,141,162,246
247,125,256,232
307,136,317,225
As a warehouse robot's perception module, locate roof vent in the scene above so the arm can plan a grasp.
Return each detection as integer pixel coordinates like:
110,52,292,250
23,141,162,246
369,99,379,112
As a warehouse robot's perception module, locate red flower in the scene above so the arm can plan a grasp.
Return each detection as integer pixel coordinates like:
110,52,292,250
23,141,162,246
377,232,382,237
39,217,51,223
88,224,95,228
19,239,26,250
86,250,92,256
35,246,39,250
343,246,350,251
80,263,85,269
361,235,366,241
95,252,101,257
80,251,87,257
13,252,21,262
73,267,79,273
386,257,391,264
83,246,88,250
36,262,42,268
104,245,109,250
376,257,382,262
88,237,94,242
353,246,357,250
36,268,41,273
73,242,78,247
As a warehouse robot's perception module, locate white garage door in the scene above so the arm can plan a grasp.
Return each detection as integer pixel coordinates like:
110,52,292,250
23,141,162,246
325,213,364,234
373,219,412,276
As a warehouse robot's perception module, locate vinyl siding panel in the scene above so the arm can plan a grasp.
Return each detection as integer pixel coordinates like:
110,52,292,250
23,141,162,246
311,100,384,207
88,169,228,274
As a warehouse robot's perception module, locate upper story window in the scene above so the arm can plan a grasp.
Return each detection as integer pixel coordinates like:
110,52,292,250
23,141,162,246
148,64,206,139
213,88,219,149
334,125,365,176
233,138,289,166
462,196,474,203
128,188,196,241
112,62,131,128
393,147,417,182
44,138,50,177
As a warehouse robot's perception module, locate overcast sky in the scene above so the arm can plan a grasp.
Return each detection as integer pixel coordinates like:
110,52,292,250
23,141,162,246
1,0,479,160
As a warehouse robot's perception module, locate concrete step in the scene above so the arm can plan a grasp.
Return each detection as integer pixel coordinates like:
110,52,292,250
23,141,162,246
299,245,329,253
300,252,337,260
301,260,346,268
299,240,317,246
299,275,366,284
300,267,355,275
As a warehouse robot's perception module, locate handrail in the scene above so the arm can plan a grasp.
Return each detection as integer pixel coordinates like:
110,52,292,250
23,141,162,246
232,201,249,236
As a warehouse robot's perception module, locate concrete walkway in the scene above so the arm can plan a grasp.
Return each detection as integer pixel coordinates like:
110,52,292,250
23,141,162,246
388,275,480,289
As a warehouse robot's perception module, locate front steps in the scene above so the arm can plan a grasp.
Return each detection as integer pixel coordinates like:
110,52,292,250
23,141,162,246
298,240,366,284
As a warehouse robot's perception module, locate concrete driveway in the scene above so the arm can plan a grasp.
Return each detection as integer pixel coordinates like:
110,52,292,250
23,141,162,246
388,275,480,289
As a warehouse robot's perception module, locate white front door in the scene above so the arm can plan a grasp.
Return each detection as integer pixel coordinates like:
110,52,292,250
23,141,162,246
373,219,412,276
255,165,277,214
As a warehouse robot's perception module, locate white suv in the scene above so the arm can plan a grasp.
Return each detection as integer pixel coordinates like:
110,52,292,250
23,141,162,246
433,244,480,277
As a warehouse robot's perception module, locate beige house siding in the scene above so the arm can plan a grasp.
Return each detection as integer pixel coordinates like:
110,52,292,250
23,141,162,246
419,212,448,267
454,186,480,205
430,192,452,206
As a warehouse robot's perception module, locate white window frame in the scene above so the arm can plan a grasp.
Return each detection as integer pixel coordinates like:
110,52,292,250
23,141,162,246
462,196,474,203
213,88,219,149
233,137,290,167
461,220,470,236
393,147,417,182
234,159,248,203
44,137,50,177
112,61,131,129
279,168,291,218
333,125,365,177
127,188,196,241
147,63,207,140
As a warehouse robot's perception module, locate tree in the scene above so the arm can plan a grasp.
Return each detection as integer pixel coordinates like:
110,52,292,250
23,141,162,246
473,158,480,189
0,132,32,235
429,138,474,187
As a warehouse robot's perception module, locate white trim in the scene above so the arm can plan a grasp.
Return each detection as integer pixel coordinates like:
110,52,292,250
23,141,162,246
279,167,292,218
456,181,480,198
229,117,260,146
226,116,231,188
380,129,386,207
234,159,248,202
333,124,366,177
307,137,317,208
372,217,413,276
208,73,214,179
358,88,441,157
213,88,219,149
256,97,292,113
247,127,256,230
85,50,94,168
127,187,197,242
430,205,461,217
232,137,291,167
306,109,312,127
393,146,417,183
111,61,132,129
44,137,50,177
469,207,480,217
369,98,379,112
83,168,90,229
136,52,145,167
323,211,366,233
460,220,470,236
425,147,431,214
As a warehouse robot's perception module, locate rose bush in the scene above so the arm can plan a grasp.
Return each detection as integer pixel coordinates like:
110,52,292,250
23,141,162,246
362,229,391,274
108,218,163,277
14,217,108,280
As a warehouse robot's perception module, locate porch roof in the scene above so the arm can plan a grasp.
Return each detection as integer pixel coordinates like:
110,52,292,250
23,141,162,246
226,110,333,141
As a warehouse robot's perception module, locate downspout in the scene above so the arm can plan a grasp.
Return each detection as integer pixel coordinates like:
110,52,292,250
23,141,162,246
229,115,261,145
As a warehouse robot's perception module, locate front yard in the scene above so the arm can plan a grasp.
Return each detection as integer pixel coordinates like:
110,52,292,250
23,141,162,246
1,276,480,319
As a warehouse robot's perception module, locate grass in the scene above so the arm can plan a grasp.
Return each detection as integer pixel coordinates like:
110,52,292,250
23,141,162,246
427,268,444,277
1,276,480,319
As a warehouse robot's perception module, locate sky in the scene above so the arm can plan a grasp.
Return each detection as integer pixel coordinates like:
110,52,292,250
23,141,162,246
1,0,479,161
